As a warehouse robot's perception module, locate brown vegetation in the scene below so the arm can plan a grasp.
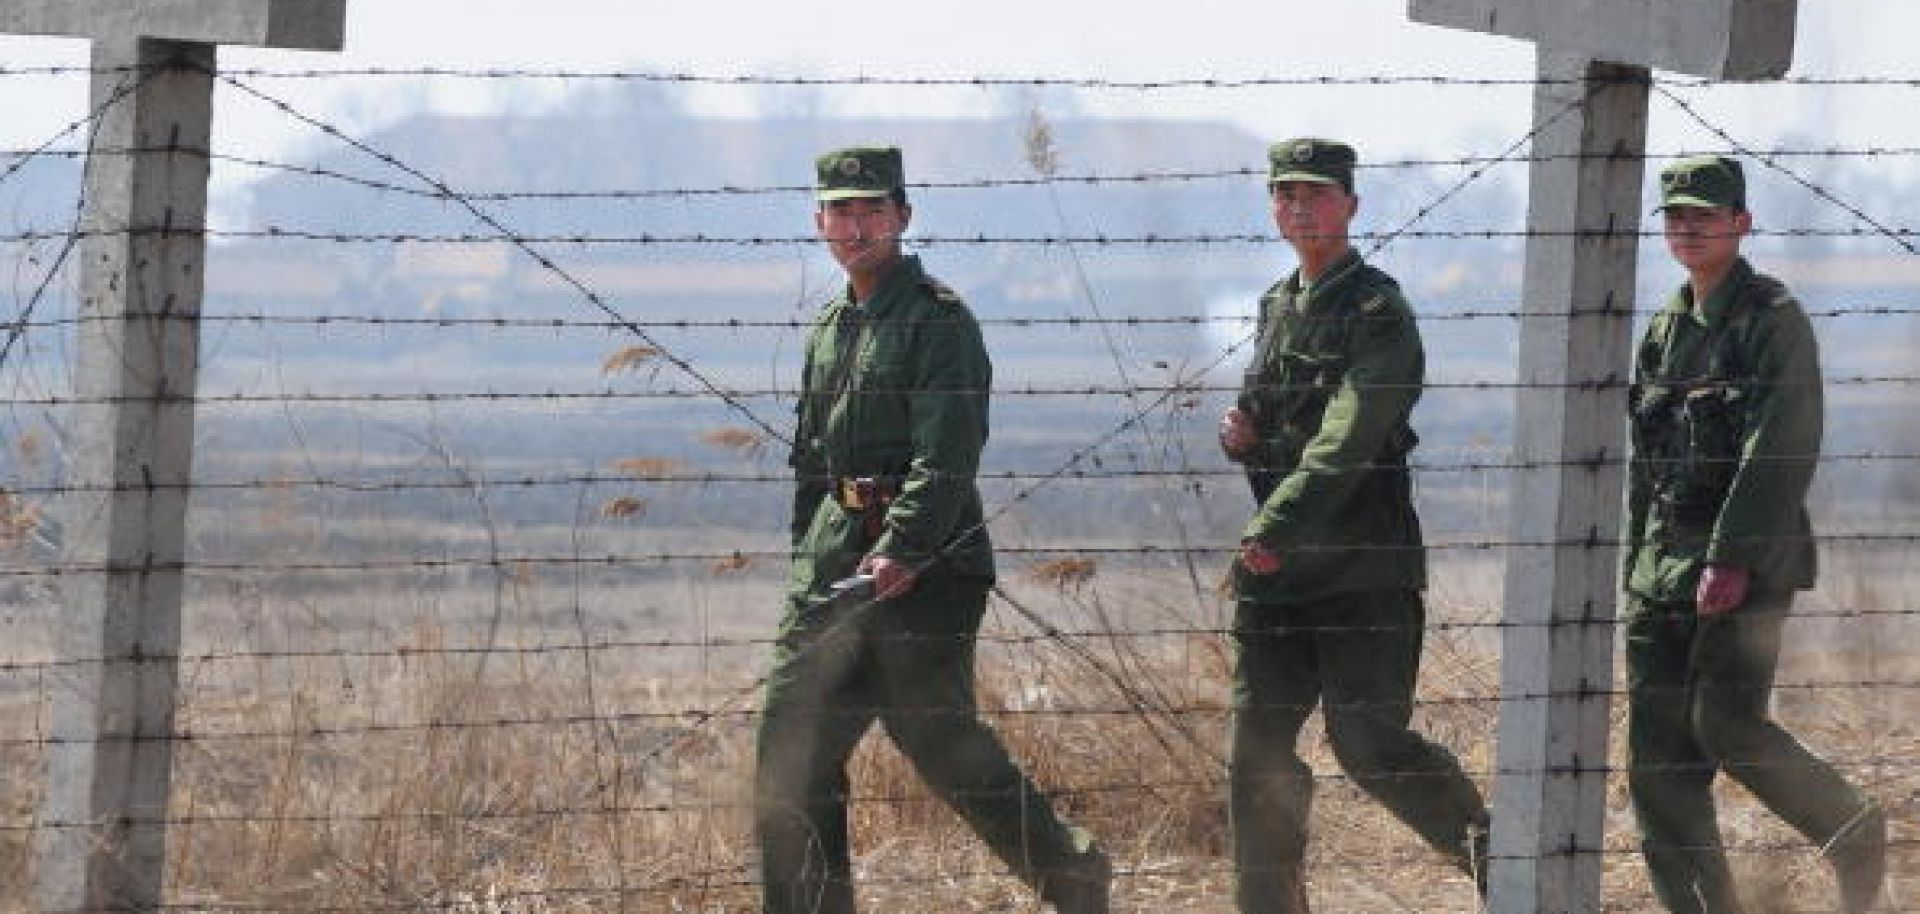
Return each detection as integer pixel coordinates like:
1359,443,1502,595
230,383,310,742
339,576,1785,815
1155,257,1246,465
0,567,1911,913
600,495,647,519
697,428,767,459
610,457,684,478
600,345,664,376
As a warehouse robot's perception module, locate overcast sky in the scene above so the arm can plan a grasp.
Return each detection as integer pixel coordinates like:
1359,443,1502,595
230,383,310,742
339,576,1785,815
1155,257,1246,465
0,1,1913,186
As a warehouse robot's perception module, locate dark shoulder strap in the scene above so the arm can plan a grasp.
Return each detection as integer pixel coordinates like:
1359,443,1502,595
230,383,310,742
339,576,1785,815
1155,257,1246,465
1710,279,1784,379
1639,309,1682,381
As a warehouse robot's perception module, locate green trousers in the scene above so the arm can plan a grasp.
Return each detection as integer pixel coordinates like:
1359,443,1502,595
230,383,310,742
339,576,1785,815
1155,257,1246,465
1230,589,1488,914
1625,593,1870,914
754,574,1093,914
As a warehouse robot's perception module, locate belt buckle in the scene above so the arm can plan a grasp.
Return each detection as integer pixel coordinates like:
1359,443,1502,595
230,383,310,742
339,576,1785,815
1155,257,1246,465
840,478,866,511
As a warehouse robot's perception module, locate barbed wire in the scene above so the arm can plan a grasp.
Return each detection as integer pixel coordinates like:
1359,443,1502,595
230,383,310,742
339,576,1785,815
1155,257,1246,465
1654,85,1920,256
0,678,1913,752
2,533,1917,579
206,68,803,453
1,604,1911,677
129,63,1542,804
0,449,1912,498
40,224,1920,246
24,144,1920,201
0,63,1913,89
3,302,1917,335
0,65,1582,86
0,65,165,374
4,769,1914,833
0,373,1909,411
1,61,1915,911
10,225,1920,247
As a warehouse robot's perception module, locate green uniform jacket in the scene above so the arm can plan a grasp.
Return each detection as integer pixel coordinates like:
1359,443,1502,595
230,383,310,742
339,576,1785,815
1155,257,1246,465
786,255,995,599
1232,249,1426,603
1626,258,1820,602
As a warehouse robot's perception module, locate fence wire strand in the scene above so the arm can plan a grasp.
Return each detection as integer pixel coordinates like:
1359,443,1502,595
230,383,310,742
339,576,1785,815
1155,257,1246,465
0,60,1914,914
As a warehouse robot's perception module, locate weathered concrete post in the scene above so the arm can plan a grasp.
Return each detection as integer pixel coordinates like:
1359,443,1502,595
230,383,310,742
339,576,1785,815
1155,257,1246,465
1405,2,1796,912
1487,50,1649,912
0,3,344,911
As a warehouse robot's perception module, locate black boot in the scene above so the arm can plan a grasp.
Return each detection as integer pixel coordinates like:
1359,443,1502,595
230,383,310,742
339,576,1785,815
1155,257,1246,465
1463,821,1490,901
1043,835,1111,914
1829,802,1887,914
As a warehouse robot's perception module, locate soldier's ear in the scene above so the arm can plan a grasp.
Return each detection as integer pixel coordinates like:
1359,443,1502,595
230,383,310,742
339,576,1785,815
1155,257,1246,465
1733,209,1753,237
814,207,829,238
896,202,913,231
1345,193,1360,220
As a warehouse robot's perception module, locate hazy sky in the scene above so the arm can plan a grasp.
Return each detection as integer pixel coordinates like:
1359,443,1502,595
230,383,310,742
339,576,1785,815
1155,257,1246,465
0,1,1913,183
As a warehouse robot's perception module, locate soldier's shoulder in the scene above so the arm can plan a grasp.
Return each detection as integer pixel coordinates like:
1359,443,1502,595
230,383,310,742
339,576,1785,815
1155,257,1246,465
1741,270,1802,312
1737,276,1820,363
1736,271,1816,341
910,273,982,333
1349,267,1414,320
916,274,969,308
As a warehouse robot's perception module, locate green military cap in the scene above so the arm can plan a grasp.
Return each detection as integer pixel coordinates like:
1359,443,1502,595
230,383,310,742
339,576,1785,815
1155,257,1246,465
1268,137,1356,193
815,145,904,202
1657,155,1746,211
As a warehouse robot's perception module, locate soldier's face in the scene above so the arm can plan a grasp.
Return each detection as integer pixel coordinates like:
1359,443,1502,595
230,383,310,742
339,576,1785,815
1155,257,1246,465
817,197,910,276
1271,181,1357,249
1663,205,1749,274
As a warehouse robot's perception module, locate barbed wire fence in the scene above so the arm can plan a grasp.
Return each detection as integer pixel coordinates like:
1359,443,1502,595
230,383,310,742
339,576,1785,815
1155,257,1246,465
0,63,1914,913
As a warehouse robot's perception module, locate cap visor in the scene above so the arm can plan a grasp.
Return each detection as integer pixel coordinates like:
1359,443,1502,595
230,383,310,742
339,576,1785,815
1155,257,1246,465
816,188,892,202
1653,194,1730,213
1268,172,1340,186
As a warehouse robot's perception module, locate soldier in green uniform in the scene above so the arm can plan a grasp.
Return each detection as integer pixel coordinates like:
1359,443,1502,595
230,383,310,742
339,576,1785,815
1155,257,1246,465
1217,138,1489,914
754,145,1109,914
1624,155,1886,914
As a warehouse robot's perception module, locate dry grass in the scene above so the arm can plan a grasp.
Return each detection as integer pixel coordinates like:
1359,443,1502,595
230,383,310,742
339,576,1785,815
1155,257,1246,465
709,551,754,576
0,489,39,551
697,428,768,459
600,345,664,376
600,495,647,519
0,562,1912,914
610,457,685,478
1025,557,1099,591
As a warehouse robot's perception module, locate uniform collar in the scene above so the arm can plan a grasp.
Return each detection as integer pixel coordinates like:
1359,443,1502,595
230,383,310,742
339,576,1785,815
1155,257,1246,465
1285,248,1365,311
1668,257,1755,329
834,254,924,321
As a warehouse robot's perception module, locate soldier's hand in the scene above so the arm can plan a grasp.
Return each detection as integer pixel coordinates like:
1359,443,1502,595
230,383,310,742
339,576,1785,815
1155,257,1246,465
858,554,918,600
1219,408,1258,460
1696,564,1749,616
1239,539,1282,576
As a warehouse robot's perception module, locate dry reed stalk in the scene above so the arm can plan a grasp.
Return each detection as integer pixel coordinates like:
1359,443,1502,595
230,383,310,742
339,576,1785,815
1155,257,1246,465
0,488,39,550
697,427,767,458
1025,557,1098,590
159,623,760,914
709,551,752,575
610,457,684,478
601,495,647,519
600,345,664,375
7,567,1905,914
0,731,39,911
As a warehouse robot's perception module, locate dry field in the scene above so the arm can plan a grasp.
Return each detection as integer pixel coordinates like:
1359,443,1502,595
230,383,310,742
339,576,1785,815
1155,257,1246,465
0,551,1912,913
